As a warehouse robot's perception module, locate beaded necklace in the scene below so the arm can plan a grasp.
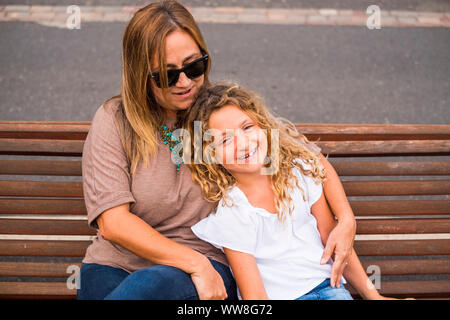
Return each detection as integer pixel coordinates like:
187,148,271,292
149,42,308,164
159,124,184,172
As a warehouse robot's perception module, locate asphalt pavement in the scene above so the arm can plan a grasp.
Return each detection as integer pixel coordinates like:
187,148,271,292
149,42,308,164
0,1,449,124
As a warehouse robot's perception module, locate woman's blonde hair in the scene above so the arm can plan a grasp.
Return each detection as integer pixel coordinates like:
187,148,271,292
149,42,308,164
104,1,211,174
182,82,327,222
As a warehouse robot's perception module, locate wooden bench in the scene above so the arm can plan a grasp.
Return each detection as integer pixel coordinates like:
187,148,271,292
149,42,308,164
0,121,449,299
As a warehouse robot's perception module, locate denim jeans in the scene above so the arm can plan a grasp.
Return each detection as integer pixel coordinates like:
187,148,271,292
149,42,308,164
77,259,237,300
295,279,353,300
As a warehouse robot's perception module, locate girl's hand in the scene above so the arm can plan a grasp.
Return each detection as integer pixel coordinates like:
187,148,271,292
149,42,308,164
320,218,356,288
190,257,228,300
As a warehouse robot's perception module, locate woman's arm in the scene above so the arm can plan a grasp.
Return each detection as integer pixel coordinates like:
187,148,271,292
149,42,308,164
318,154,357,288
223,248,268,300
97,203,228,300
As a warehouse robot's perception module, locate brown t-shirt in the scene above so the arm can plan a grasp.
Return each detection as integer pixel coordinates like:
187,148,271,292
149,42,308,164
81,97,227,273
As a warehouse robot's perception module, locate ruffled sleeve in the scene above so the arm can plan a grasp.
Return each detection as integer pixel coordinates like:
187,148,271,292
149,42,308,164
191,199,258,255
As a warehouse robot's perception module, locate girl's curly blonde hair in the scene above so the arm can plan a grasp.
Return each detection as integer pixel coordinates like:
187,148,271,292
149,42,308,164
181,82,327,222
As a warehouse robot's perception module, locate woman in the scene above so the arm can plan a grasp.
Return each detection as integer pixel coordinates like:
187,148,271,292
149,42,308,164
78,0,356,300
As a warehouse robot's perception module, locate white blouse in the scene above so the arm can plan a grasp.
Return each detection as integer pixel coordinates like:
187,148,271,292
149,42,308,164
191,159,345,300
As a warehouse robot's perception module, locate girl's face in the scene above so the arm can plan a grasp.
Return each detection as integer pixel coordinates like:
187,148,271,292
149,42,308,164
208,104,269,176
150,29,205,118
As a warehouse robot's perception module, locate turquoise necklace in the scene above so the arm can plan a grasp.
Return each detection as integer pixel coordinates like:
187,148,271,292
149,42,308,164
159,125,183,172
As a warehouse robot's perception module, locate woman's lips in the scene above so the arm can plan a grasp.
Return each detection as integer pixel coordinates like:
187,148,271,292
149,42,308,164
172,87,193,99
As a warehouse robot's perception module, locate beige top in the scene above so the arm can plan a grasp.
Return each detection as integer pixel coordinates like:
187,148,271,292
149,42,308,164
81,97,227,273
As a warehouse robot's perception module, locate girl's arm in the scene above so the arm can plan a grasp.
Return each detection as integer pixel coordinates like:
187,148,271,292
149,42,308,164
223,248,269,300
311,192,386,299
319,154,357,288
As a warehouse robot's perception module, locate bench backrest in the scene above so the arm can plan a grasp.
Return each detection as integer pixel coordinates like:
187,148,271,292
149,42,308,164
0,121,449,299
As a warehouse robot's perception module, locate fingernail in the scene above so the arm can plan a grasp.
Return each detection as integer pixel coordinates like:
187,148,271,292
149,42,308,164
320,258,327,264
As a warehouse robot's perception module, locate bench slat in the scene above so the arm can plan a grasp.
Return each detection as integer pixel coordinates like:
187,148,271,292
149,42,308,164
296,123,450,139
1,160,448,177
343,180,450,196
346,280,450,298
6,218,448,236
360,259,450,275
350,200,450,216
1,260,447,277
1,280,449,299
356,219,450,234
2,180,447,198
0,181,83,197
355,239,450,256
0,198,86,215
0,122,90,140
0,282,75,297
318,140,450,156
2,199,446,217
0,138,84,156
0,240,91,256
2,122,449,139
0,262,81,277
0,160,82,176
1,239,448,257
332,161,450,176
0,219,95,236
1,139,449,156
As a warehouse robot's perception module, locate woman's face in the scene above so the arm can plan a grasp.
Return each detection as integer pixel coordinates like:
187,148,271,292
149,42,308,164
207,104,268,176
150,29,205,118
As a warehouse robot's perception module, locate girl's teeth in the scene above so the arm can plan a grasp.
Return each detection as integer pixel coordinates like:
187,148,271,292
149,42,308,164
238,147,257,160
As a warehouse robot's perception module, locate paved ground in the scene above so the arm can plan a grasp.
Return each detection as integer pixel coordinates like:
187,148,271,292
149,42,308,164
1,0,450,11
0,1,449,124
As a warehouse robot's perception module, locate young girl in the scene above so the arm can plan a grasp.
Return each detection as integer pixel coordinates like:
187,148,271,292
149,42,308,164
183,82,409,300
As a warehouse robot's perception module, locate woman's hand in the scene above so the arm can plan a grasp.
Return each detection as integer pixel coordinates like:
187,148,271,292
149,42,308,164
190,256,228,300
320,218,356,288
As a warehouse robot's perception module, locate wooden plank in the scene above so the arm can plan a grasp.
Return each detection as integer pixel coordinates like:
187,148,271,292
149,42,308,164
0,219,95,236
0,138,84,156
296,123,450,139
331,161,450,176
360,259,450,275
317,140,450,156
350,200,450,216
0,262,81,277
0,122,90,140
1,280,449,299
343,180,450,196
0,282,76,297
0,240,90,256
1,239,447,257
346,280,450,298
0,198,86,215
356,218,450,234
0,160,82,176
3,260,447,278
354,239,450,256
0,181,83,197
296,123,450,134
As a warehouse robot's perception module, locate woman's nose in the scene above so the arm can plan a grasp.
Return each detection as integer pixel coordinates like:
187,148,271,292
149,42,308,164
175,71,191,87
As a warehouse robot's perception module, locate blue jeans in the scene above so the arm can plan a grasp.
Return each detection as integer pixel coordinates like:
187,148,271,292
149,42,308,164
77,259,237,300
295,279,353,300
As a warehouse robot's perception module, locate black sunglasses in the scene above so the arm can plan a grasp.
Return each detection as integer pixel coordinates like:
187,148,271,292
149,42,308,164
150,54,209,88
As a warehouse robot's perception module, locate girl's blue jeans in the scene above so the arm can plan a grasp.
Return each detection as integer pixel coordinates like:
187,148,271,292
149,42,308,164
77,259,237,300
295,279,353,300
